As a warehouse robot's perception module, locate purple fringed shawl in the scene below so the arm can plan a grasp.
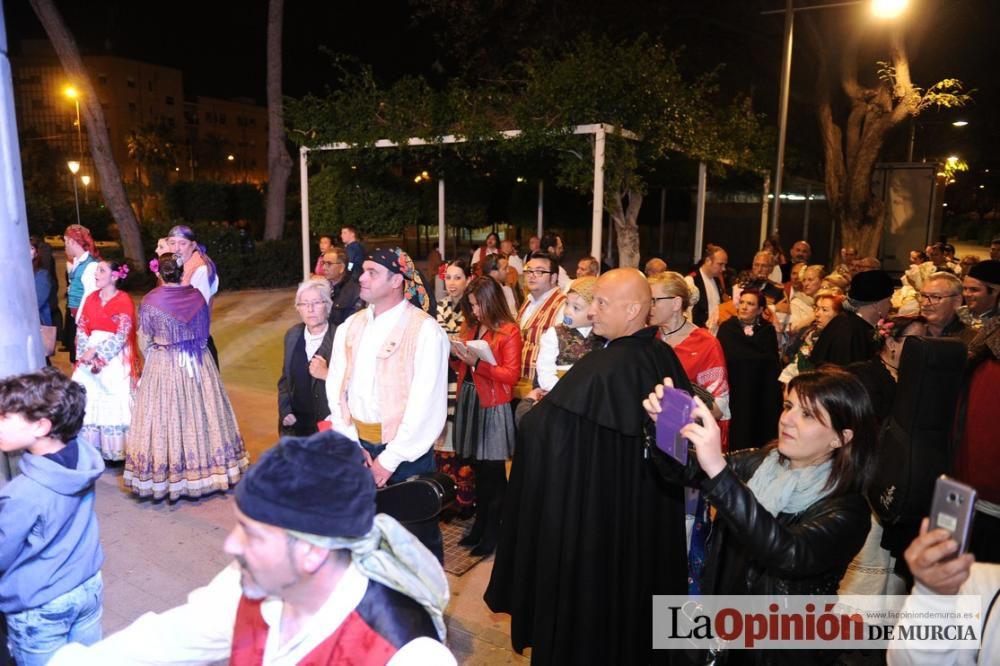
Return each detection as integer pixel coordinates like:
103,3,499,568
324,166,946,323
139,286,210,359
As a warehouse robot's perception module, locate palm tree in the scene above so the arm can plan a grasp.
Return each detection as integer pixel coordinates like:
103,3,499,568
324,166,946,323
126,123,180,222
264,0,292,240
29,0,145,264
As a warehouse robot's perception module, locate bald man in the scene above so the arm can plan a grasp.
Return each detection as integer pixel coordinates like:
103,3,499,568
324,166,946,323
486,269,691,665
644,257,667,277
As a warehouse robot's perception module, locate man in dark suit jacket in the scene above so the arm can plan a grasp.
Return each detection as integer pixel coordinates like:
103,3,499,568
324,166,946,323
322,248,364,327
278,281,338,436
686,245,728,332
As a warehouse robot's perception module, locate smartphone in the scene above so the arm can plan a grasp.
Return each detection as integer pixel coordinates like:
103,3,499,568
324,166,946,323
929,475,977,555
656,387,695,465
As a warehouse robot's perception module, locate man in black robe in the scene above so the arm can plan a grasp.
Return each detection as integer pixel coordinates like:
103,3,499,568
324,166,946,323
485,269,691,665
810,270,893,367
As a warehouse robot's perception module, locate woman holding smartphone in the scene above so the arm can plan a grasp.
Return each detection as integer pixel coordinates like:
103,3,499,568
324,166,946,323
451,277,523,556
644,367,876,663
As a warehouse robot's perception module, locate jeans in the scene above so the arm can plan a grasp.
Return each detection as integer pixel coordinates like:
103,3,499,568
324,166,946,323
360,441,444,563
6,571,103,666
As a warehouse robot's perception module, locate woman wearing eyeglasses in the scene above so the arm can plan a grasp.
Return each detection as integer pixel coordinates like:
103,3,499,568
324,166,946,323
278,278,337,437
648,271,730,446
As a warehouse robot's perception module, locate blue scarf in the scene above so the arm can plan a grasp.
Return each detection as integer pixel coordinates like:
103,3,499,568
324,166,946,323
745,448,834,516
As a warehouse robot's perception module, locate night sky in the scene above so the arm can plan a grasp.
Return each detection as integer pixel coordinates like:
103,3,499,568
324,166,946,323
4,0,999,170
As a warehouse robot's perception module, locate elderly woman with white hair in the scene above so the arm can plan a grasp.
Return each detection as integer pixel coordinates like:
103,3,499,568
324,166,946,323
278,278,337,436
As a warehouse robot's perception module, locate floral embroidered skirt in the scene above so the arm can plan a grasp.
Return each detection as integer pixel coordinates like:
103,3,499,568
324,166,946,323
72,331,133,461
124,348,248,500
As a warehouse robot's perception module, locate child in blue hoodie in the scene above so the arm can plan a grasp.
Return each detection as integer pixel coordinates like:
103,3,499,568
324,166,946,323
0,367,105,665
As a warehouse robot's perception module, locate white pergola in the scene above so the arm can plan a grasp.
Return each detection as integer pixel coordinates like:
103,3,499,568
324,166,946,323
298,123,716,280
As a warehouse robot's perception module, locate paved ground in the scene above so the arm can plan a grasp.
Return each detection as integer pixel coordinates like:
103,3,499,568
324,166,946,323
49,284,526,664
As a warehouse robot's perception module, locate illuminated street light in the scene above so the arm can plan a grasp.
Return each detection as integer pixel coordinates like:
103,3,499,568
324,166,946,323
67,161,81,224
763,0,907,235
81,174,91,204
871,0,909,19
952,120,969,127
947,155,959,164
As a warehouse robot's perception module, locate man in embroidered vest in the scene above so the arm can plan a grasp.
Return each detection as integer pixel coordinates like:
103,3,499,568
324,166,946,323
515,252,567,398
63,225,100,363
685,244,728,334
49,430,455,665
325,248,450,563
486,269,691,665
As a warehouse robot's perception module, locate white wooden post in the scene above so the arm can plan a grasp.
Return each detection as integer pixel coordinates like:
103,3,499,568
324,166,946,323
438,178,445,258
694,162,707,263
803,183,812,241
299,147,310,280
759,173,771,250
536,179,544,238
591,126,606,263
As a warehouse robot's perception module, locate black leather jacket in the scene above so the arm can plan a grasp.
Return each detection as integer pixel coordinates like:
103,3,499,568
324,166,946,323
655,445,871,597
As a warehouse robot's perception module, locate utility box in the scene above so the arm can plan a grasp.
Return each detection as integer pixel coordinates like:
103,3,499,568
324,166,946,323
872,163,944,273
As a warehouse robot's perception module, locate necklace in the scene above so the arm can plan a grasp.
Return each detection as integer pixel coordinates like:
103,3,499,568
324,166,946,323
661,320,688,337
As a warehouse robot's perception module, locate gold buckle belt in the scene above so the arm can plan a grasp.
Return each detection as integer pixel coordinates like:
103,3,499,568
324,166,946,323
353,419,383,443
513,378,534,400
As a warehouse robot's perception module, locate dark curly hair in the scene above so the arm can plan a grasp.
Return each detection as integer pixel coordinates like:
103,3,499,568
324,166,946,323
0,367,86,443
106,260,130,291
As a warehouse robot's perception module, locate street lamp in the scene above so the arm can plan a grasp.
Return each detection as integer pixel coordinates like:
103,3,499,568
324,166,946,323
764,0,909,235
81,174,91,204
67,160,81,225
64,85,84,167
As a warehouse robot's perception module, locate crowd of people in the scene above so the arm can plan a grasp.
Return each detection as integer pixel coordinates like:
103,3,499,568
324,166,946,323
2,224,999,664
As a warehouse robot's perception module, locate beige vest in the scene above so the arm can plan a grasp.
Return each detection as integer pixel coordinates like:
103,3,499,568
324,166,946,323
338,304,431,443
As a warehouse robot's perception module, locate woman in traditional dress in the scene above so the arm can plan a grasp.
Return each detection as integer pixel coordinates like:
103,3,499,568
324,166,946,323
451,276,522,556
434,259,475,514
779,290,844,384
124,253,248,500
72,260,140,461
717,288,782,451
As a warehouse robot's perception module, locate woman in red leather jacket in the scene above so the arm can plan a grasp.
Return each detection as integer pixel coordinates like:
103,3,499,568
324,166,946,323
451,276,523,556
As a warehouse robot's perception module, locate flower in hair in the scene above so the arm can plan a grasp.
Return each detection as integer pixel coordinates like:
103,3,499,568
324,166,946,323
111,264,130,280
149,258,160,273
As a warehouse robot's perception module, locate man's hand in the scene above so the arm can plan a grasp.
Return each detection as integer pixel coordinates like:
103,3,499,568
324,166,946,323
904,518,975,595
308,355,329,380
526,388,547,402
370,457,393,488
282,413,297,427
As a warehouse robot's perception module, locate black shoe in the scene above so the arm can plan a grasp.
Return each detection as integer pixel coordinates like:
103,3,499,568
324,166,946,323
458,504,486,547
470,534,497,557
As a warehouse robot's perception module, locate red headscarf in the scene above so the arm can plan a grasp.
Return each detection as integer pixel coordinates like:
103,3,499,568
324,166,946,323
64,225,101,260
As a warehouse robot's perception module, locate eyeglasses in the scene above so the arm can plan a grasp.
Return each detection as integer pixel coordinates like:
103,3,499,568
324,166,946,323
296,301,326,310
523,269,553,277
322,261,344,267
917,291,960,304
652,296,680,303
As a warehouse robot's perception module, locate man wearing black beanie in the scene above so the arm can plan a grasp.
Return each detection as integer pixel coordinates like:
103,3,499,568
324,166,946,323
49,431,455,665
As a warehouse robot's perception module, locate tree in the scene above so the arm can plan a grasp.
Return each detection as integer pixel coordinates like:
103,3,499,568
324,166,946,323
126,123,179,222
810,19,970,256
29,0,145,264
286,37,768,267
263,0,292,240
